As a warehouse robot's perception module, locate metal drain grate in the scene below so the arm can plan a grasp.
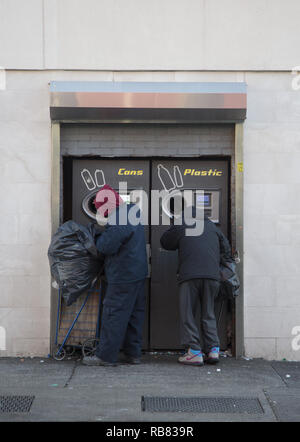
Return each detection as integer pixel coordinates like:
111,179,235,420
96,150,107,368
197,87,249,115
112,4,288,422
141,396,264,414
0,396,35,413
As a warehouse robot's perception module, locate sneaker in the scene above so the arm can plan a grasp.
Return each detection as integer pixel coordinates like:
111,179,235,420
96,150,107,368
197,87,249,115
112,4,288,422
178,348,204,366
121,355,141,365
82,355,117,366
206,347,220,364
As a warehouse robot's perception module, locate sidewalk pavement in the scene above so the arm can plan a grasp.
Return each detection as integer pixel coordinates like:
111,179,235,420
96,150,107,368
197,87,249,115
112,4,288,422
0,354,299,422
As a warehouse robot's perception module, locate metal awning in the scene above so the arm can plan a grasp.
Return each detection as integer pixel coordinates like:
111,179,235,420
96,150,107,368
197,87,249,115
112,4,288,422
50,81,247,123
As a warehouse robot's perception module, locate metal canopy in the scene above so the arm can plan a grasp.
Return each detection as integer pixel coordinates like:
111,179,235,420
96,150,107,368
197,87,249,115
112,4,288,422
50,81,247,123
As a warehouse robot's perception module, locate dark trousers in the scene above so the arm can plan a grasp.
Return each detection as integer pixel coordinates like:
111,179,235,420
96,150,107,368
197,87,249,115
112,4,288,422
96,279,146,363
179,278,220,353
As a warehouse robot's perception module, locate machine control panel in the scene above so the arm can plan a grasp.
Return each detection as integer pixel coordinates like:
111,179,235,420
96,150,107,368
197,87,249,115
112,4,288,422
196,190,221,224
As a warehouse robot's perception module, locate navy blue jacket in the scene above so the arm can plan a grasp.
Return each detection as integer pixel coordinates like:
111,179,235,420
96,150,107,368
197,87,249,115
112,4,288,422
96,203,148,284
160,214,232,283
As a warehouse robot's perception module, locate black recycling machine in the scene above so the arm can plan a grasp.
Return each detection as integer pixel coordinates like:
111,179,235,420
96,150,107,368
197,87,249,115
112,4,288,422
50,157,234,359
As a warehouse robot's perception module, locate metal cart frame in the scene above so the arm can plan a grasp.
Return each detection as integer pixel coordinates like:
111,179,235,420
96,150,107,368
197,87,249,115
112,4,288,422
53,280,103,360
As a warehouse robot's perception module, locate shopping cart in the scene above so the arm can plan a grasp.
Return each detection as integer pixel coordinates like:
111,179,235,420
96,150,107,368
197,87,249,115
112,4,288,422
53,277,105,360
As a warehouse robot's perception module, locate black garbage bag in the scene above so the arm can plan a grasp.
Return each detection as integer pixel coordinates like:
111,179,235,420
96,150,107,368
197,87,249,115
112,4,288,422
219,257,240,301
48,220,104,306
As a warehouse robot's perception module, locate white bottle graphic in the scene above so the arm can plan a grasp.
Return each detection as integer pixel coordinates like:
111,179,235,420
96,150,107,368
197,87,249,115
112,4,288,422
94,169,106,187
173,165,183,188
157,164,176,192
81,168,96,191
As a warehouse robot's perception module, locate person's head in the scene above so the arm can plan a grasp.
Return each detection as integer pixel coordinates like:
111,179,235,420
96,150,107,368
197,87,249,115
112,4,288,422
94,184,124,222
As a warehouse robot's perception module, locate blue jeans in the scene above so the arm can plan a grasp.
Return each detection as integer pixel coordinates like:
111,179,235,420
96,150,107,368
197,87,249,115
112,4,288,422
96,279,146,363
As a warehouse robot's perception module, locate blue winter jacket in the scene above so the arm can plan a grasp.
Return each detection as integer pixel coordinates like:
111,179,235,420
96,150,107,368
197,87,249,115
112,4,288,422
95,203,148,284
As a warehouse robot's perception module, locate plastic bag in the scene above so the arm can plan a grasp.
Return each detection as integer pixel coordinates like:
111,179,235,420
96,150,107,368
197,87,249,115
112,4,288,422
48,220,104,306
219,258,240,300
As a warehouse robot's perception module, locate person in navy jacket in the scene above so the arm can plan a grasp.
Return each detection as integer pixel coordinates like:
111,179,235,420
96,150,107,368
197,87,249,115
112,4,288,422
83,184,148,366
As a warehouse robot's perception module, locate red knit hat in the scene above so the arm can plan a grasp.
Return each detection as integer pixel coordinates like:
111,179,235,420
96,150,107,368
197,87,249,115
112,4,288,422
93,184,124,217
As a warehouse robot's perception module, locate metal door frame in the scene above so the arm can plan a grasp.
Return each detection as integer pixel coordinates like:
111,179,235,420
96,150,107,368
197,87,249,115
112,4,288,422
50,121,244,357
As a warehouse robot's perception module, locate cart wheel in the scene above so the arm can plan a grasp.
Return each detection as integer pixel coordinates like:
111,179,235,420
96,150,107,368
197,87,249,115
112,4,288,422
82,338,100,358
65,345,75,356
53,346,67,361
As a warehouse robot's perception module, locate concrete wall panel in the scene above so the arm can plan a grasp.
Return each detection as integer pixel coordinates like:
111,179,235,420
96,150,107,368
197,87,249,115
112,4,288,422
0,0,44,69
1,0,300,70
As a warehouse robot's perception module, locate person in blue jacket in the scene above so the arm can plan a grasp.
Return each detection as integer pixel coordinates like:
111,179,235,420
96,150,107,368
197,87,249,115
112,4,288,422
83,184,148,366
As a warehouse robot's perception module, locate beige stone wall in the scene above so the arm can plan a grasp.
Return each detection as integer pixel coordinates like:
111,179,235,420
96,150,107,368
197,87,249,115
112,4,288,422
0,70,300,359
243,73,300,360
0,71,51,356
0,0,300,71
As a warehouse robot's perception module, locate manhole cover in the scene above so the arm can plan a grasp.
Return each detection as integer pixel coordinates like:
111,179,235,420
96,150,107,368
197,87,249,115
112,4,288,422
0,396,35,413
141,396,264,414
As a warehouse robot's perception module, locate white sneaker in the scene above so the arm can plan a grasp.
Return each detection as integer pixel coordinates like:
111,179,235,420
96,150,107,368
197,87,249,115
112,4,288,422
178,348,204,366
206,347,220,364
